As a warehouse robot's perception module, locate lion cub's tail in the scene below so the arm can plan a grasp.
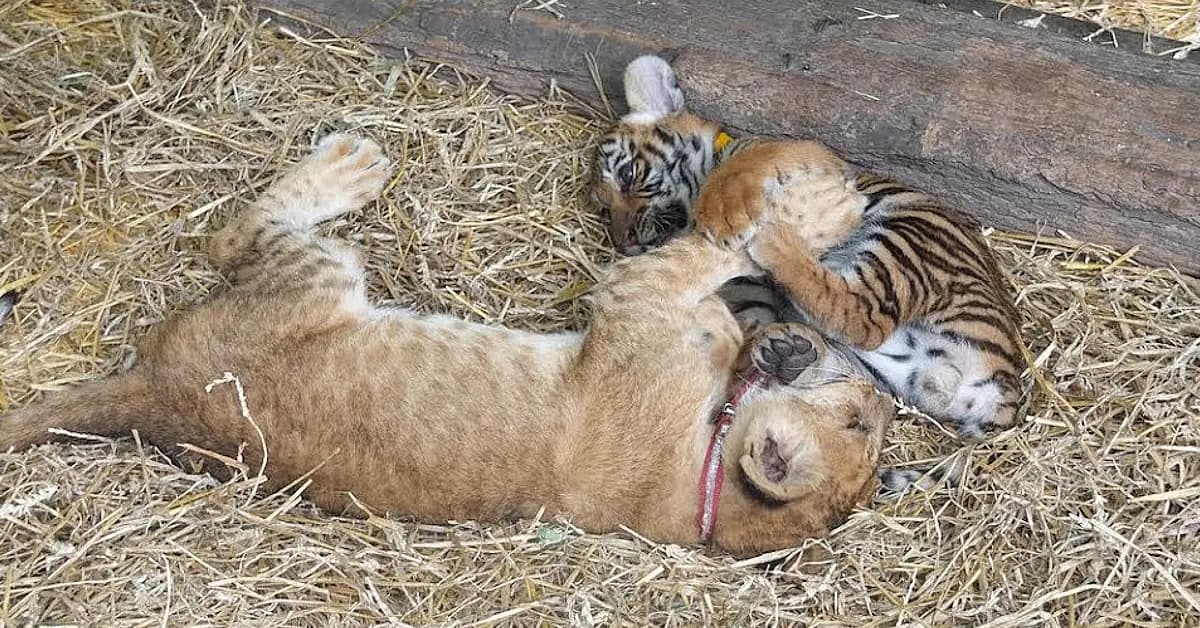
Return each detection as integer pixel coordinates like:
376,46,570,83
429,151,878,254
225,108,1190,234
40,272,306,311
0,373,159,452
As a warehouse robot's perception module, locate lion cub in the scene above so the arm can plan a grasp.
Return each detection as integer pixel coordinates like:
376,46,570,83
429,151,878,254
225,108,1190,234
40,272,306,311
0,134,892,556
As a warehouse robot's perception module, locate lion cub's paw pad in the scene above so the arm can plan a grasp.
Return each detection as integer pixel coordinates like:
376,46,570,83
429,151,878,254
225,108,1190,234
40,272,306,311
753,331,818,385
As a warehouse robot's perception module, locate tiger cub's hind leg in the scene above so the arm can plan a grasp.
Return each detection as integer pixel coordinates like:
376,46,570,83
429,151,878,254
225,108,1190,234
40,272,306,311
208,133,391,304
857,326,1019,438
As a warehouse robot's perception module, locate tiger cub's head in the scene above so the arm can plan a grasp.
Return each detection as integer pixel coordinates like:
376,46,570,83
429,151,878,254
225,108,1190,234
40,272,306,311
594,55,729,254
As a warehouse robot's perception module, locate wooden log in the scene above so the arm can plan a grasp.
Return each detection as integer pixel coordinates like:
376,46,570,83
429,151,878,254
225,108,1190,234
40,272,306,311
257,0,1200,272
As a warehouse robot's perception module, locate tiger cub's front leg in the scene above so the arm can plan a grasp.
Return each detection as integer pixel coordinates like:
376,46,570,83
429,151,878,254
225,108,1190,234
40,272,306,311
746,225,905,351
692,140,846,248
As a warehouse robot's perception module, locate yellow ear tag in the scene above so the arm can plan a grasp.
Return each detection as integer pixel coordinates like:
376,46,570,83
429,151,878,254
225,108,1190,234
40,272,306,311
714,131,733,152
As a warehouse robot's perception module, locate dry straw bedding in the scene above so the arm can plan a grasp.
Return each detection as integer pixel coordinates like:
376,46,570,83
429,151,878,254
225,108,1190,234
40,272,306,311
1008,0,1199,54
1,1,1198,625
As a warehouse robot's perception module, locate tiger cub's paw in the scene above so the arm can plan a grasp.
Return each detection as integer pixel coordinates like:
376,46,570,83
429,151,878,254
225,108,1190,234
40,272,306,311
947,389,1020,440
693,168,770,248
750,323,824,386
282,133,392,223
916,365,960,418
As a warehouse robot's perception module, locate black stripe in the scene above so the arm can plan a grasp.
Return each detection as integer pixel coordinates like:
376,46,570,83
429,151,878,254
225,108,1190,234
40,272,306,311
971,372,1020,393
936,329,1022,366
886,211,977,262
861,249,900,320
652,126,673,145
895,209,992,276
885,213,972,261
933,312,1015,337
849,264,883,329
935,308,1018,340
642,143,669,163
875,231,933,305
886,220,988,284
853,356,894,393
944,293,1004,312
679,167,697,198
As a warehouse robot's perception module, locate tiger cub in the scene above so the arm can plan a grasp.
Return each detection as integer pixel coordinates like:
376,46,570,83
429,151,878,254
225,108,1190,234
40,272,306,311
594,55,1027,441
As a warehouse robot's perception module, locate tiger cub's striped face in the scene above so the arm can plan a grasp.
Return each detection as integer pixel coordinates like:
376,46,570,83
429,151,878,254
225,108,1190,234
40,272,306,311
594,56,725,254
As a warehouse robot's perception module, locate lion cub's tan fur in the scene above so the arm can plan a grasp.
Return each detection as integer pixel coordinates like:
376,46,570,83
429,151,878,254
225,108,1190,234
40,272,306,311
0,134,892,557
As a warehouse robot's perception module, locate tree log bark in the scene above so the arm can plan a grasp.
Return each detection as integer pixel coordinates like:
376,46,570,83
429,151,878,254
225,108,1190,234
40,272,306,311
256,0,1200,272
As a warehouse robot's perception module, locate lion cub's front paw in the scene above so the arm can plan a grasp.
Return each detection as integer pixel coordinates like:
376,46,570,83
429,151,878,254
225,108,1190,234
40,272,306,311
695,295,744,371
280,133,392,223
751,323,824,385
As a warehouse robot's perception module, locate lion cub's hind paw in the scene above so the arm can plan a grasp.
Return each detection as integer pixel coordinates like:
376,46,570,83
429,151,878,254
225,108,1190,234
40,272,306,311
279,133,392,225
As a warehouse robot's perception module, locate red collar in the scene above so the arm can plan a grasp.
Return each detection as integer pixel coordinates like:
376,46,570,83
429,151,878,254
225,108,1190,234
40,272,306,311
697,368,766,544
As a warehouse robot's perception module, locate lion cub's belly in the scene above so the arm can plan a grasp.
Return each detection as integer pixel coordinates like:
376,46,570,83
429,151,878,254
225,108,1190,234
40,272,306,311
180,309,584,521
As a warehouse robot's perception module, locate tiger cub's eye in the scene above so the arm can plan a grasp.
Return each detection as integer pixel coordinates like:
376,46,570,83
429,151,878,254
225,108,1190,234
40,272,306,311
616,162,636,190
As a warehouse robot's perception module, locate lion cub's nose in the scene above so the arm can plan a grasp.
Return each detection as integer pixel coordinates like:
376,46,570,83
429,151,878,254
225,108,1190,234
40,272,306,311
761,435,789,483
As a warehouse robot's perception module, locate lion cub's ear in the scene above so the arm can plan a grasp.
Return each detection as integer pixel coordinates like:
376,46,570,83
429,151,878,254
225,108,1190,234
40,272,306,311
739,420,825,502
623,55,686,120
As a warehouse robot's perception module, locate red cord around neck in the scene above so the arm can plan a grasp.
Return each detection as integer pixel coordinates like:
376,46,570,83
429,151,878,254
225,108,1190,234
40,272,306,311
697,368,766,544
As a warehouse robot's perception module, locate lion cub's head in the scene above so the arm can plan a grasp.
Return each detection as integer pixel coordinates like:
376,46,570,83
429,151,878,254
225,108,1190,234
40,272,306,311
716,380,895,556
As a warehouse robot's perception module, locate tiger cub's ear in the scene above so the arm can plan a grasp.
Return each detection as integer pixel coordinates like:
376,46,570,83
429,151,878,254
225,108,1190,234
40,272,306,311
622,55,686,120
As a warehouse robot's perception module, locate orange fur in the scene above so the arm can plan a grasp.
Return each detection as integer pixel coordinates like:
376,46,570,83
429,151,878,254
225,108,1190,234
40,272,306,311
694,140,850,248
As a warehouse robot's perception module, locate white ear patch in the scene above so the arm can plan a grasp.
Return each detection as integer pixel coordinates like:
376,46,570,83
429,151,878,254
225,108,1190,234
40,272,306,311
623,55,685,119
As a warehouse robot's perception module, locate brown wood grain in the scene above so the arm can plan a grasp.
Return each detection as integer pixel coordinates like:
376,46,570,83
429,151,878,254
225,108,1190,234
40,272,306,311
256,0,1200,272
